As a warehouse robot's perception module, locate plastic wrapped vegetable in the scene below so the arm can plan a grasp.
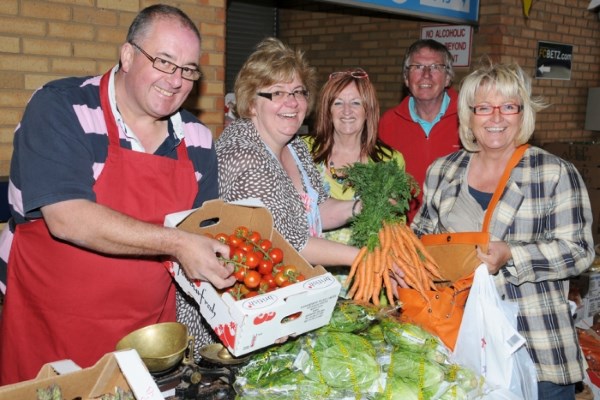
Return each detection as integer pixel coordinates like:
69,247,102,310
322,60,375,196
296,331,381,393
236,369,327,399
386,348,447,390
444,363,484,397
375,376,421,400
235,338,302,385
380,318,448,362
321,301,377,333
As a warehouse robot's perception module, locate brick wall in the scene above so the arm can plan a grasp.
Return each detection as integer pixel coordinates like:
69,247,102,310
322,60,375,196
0,0,226,177
278,0,600,145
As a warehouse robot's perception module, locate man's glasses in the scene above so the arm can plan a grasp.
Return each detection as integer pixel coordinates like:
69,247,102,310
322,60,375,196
329,69,369,80
406,64,447,74
471,104,523,115
129,42,202,81
257,90,309,103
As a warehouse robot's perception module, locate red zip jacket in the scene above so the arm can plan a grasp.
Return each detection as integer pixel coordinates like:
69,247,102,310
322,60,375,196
378,88,460,222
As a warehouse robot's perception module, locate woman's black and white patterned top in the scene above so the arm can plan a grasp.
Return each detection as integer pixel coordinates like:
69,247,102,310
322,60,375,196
216,118,328,251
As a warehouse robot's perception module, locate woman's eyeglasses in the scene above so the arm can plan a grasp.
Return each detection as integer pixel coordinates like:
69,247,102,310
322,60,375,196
256,89,309,103
471,104,523,115
329,69,369,80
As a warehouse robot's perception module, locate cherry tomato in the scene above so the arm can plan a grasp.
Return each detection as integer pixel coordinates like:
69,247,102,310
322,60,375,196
225,286,242,300
274,271,289,287
259,275,277,291
228,234,244,248
257,259,273,275
247,231,261,244
225,283,248,300
282,265,297,276
280,280,293,288
286,312,301,321
272,264,283,275
238,243,252,254
235,226,249,238
244,270,262,289
295,273,306,282
269,248,284,264
214,232,229,244
259,239,272,252
231,248,246,263
233,266,248,282
245,251,260,269
244,290,259,298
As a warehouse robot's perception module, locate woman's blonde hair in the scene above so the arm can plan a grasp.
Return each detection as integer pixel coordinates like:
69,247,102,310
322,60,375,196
234,37,317,119
458,58,548,152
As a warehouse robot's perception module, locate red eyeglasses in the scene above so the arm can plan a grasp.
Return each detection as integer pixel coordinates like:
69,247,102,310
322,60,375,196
329,69,369,80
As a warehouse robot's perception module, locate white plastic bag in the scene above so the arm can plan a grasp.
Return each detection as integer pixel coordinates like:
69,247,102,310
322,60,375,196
452,264,538,400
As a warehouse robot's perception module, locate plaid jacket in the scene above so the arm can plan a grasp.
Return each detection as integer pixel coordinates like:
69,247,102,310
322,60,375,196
413,145,595,384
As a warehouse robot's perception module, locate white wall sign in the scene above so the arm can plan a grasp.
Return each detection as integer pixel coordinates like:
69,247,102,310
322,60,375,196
421,25,473,67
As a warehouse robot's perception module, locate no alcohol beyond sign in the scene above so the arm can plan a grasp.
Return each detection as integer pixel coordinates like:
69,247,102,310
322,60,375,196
536,41,573,80
421,25,473,67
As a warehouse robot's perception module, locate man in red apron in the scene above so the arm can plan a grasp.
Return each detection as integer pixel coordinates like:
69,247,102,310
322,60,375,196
0,4,234,384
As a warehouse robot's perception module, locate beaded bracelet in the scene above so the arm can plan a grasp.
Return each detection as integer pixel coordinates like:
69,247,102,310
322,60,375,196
352,199,361,217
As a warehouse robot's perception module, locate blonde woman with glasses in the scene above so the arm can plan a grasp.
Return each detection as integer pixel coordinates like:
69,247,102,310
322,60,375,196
411,60,595,399
216,38,361,268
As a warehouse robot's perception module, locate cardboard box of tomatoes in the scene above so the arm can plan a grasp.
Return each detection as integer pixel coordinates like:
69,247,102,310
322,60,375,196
164,199,342,357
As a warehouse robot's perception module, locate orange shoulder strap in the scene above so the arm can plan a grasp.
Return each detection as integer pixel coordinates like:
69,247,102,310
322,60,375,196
481,144,529,232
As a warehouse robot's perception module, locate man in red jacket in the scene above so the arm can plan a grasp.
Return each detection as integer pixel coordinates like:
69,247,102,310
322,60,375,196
379,39,460,222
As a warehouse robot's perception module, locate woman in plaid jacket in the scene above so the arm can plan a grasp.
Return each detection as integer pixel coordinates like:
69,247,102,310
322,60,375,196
412,60,595,399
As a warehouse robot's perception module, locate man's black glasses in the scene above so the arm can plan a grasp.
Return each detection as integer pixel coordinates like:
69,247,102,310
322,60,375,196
129,42,202,81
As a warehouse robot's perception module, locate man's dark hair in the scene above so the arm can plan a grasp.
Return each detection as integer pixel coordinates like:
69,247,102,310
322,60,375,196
126,4,201,44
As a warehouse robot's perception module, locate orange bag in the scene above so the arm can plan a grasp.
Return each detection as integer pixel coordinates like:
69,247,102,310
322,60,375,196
397,272,474,350
397,232,489,350
398,145,528,350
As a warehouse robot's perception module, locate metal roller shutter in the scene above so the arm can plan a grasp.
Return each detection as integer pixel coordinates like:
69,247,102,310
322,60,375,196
226,0,278,93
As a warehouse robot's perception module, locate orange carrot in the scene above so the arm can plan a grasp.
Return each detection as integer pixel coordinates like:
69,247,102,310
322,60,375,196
402,224,440,268
372,252,389,304
345,246,367,287
362,253,374,302
422,258,445,281
347,266,362,298
382,266,395,306
355,256,368,301
393,254,428,300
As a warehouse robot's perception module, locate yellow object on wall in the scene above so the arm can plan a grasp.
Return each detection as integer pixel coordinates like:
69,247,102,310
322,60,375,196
523,0,533,16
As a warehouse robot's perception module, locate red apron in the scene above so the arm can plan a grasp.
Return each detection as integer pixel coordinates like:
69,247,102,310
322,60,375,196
0,71,198,384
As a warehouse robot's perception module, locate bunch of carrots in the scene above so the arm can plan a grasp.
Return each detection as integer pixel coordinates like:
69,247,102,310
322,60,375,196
344,222,445,307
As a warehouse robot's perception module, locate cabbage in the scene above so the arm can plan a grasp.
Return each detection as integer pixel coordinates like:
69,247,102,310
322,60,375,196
381,318,439,352
235,338,302,384
387,348,447,390
322,301,377,333
376,376,421,400
300,332,380,393
445,363,484,395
